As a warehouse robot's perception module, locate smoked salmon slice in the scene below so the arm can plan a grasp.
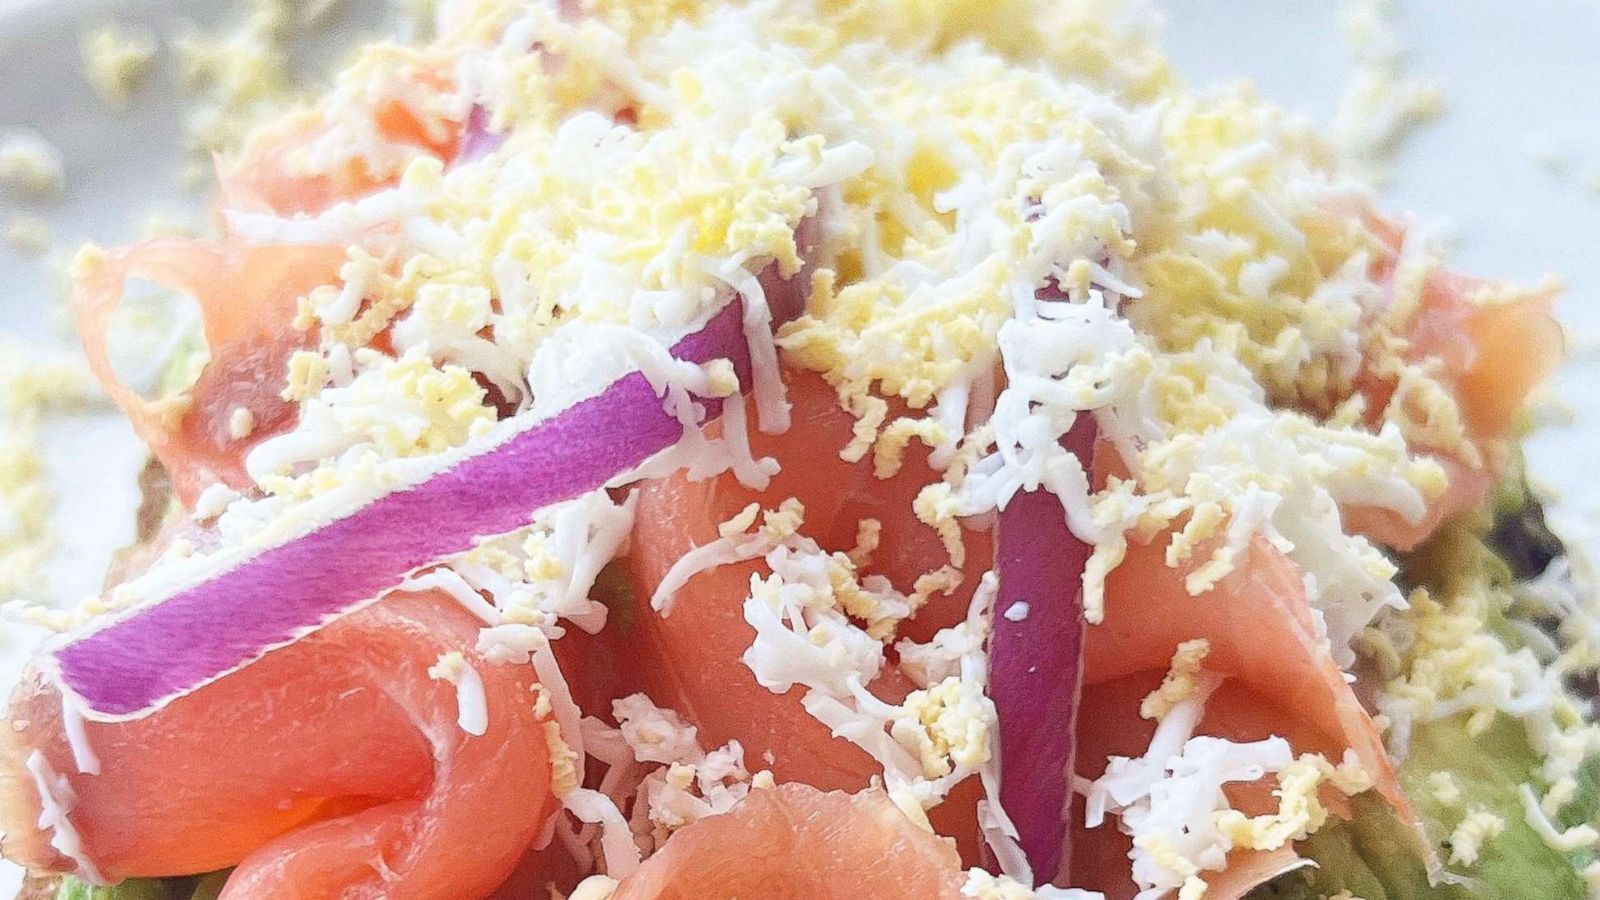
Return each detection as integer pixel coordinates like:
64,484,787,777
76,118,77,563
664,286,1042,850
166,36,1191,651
1083,535,1402,803
1068,534,1421,899
71,237,349,507
0,589,557,899
1350,220,1562,551
623,369,988,784
609,784,967,900
221,60,462,218
624,368,987,854
219,112,394,218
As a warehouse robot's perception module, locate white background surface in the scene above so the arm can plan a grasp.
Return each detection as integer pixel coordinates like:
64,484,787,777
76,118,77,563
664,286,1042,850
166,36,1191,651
0,0,1596,893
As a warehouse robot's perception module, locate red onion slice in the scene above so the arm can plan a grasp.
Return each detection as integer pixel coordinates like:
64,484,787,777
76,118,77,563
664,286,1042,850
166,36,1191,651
455,105,506,164
53,296,774,721
989,414,1096,884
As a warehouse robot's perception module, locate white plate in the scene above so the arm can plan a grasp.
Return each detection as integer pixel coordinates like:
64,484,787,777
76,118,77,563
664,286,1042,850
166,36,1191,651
0,0,1596,893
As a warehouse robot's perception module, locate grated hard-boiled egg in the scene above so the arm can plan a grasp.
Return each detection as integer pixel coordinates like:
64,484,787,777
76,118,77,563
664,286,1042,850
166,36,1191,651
0,130,66,200
79,21,157,108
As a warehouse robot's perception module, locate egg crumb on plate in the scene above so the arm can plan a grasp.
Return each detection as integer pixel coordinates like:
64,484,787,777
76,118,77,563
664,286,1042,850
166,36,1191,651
0,130,65,200
79,21,158,108
4,214,51,256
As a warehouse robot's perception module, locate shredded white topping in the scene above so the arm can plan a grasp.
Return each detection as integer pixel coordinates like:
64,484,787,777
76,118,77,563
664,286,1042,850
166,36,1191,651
59,693,100,776
564,787,642,879
401,568,502,625
742,538,998,820
651,533,768,616
24,751,106,885
477,624,587,786
1087,661,1370,900
963,868,1108,900
1520,784,1600,854
596,693,767,846
427,651,488,737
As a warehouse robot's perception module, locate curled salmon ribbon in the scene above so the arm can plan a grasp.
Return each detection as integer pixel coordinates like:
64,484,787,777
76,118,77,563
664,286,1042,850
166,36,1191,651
1,590,558,899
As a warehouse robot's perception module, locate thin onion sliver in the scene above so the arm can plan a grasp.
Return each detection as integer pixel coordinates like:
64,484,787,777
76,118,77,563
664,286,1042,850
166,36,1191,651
988,415,1096,885
55,299,756,720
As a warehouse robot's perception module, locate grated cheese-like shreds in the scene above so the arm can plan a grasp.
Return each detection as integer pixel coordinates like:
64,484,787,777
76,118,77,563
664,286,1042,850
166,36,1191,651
426,650,488,736
1447,806,1506,866
569,875,620,900
1088,663,1370,900
933,292,1431,655
171,0,307,179
649,499,804,615
1214,752,1373,851
59,694,101,777
611,694,766,844
23,751,106,885
477,622,589,800
1140,639,1211,721
245,347,497,485
961,868,1107,900
564,787,641,879
742,540,997,820
555,693,771,866
1427,770,1462,807
1520,782,1600,855
1370,571,1600,864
